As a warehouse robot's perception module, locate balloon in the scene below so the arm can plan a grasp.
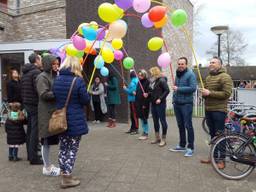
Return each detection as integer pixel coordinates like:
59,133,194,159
108,19,127,39
115,0,133,10
59,51,66,63
84,42,97,55
141,13,154,28
105,30,114,42
76,51,84,58
94,55,105,69
157,52,171,68
123,57,135,69
171,9,188,28
78,23,88,35
102,48,114,63
89,21,98,30
72,35,86,50
148,6,167,22
97,28,106,41
113,4,124,19
66,44,79,56
114,50,124,60
82,26,97,41
154,15,168,28
100,67,109,76
112,39,123,50
147,37,163,51
133,0,151,13
98,3,121,23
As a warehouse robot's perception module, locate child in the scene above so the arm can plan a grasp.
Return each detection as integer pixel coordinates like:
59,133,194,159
5,102,26,161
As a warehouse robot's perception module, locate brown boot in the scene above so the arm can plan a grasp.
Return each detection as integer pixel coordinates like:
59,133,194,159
151,132,161,144
159,135,167,147
109,119,116,128
106,118,113,127
60,175,80,189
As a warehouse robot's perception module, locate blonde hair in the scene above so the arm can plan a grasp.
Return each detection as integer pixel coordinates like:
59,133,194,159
149,66,161,78
60,55,83,77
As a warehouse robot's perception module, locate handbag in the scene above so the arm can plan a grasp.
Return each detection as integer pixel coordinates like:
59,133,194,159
48,77,77,135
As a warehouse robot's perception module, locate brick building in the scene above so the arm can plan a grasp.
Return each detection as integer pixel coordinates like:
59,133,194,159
0,0,193,122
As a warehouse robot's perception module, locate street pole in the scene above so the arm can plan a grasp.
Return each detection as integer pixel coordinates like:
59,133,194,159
217,34,221,58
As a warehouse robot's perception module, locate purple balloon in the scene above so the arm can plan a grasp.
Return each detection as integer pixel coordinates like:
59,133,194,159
97,28,106,41
114,50,124,61
49,48,58,54
58,51,66,64
141,13,154,28
115,0,133,10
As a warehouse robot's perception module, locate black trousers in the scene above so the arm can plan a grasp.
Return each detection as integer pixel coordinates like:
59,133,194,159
24,105,40,162
129,102,139,131
108,104,116,120
93,101,103,121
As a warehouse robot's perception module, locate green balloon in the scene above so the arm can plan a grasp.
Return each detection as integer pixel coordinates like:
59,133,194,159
76,51,84,58
123,57,134,70
171,9,188,28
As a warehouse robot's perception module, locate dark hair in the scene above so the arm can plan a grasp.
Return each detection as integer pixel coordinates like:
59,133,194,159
130,71,136,79
212,56,223,65
28,53,40,64
178,57,188,65
9,68,19,80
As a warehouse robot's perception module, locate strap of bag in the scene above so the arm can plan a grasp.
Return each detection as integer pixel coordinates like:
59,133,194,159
64,77,77,107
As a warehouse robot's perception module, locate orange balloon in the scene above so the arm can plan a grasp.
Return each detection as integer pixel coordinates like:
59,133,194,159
154,15,168,28
84,42,97,55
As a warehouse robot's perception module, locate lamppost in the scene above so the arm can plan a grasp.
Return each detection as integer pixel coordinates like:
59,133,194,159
210,26,229,58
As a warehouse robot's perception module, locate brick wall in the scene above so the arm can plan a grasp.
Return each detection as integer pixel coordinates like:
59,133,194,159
0,11,15,41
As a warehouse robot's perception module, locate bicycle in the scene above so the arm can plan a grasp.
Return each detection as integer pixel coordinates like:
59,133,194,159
0,99,10,126
210,116,256,180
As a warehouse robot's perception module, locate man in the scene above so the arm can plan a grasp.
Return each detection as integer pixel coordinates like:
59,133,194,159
200,56,233,168
21,53,43,165
169,57,197,157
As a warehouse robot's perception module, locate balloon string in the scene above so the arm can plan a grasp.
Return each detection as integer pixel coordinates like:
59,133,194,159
87,29,109,91
132,67,145,94
119,60,125,86
150,0,174,12
110,63,128,85
182,27,204,88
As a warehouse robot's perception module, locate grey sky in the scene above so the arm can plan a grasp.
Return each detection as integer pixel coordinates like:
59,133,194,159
190,0,256,66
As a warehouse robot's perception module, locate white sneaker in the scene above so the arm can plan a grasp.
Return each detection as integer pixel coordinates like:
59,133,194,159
92,120,97,124
138,135,148,140
43,165,60,176
96,120,101,124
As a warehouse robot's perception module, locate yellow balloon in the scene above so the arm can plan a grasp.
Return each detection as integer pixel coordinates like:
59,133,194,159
113,4,124,19
90,21,98,30
148,37,164,51
154,15,168,29
112,39,123,50
66,44,79,56
102,48,114,63
98,3,120,23
78,23,89,35
108,20,127,39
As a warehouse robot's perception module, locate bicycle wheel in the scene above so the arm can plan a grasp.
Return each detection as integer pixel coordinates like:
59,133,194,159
202,117,210,135
210,134,255,180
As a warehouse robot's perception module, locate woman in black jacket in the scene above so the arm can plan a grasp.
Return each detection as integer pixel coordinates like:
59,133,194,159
149,67,170,147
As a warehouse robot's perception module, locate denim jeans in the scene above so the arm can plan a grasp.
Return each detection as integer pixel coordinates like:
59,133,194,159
174,103,194,150
151,103,168,136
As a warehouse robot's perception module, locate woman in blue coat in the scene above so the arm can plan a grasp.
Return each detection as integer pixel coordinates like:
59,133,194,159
53,56,90,189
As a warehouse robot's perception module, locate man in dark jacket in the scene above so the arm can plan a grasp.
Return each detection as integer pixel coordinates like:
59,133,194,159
169,57,197,157
200,56,233,169
21,53,43,165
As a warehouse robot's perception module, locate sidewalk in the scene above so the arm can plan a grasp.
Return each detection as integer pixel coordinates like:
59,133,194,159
0,117,255,192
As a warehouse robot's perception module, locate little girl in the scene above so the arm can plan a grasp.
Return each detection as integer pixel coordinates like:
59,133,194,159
5,102,26,161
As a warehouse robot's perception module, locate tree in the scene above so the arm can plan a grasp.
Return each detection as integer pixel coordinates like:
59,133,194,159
206,29,248,66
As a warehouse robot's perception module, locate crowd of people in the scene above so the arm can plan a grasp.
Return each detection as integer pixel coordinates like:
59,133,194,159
4,52,233,188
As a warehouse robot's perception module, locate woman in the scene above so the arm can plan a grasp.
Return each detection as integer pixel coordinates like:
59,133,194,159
123,71,139,134
90,76,107,123
135,69,151,140
105,73,121,128
36,54,60,176
5,69,25,161
149,67,170,147
53,55,90,189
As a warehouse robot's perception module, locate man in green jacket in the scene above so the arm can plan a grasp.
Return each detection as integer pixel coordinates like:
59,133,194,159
200,57,233,169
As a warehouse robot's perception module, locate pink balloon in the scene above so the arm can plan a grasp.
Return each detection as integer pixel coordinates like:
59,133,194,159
133,0,151,13
72,35,86,50
141,13,154,28
114,50,124,61
157,53,171,68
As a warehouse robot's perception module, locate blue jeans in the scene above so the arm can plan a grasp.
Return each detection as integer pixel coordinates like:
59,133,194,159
151,103,168,136
174,103,194,150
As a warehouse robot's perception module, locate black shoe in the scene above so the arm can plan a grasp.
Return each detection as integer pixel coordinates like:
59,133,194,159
13,157,22,161
30,159,43,165
125,130,132,134
8,157,13,161
130,130,139,135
